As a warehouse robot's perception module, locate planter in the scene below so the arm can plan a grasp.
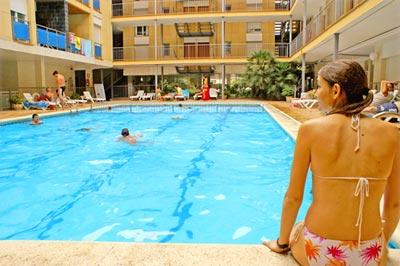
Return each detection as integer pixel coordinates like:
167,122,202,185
285,96,293,103
11,103,23,110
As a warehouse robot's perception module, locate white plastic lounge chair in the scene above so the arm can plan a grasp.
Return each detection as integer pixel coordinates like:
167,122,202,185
210,88,218,100
83,91,105,103
373,111,400,123
130,90,145,100
94,84,107,101
141,93,155,100
66,96,87,104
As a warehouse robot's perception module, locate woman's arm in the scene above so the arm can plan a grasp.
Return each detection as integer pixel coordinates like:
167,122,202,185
383,131,400,240
279,123,312,244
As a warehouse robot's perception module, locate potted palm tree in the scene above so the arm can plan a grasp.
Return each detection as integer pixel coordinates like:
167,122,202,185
9,95,23,110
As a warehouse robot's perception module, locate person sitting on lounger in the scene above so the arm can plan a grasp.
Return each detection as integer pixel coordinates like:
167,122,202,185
118,128,142,145
364,101,399,114
31,114,42,125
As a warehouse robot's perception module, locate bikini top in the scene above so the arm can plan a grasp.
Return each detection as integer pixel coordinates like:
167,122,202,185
315,114,387,249
315,175,387,249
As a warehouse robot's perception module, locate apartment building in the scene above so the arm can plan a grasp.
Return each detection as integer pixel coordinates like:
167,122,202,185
0,0,398,105
0,0,112,108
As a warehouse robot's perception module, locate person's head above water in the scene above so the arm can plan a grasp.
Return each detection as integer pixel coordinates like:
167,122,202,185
121,128,130,137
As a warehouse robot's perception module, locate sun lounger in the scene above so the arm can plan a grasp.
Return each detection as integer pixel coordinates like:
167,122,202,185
83,91,106,103
130,90,144,100
175,89,190,101
373,111,400,123
23,93,56,110
141,93,155,100
210,88,218,100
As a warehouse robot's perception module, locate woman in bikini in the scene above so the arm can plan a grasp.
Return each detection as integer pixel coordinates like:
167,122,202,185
265,60,399,266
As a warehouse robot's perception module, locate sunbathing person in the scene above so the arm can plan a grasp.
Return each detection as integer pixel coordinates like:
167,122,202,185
364,101,399,114
265,60,399,266
31,114,42,125
118,128,142,145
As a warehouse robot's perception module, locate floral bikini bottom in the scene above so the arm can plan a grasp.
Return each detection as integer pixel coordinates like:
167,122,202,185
304,227,383,266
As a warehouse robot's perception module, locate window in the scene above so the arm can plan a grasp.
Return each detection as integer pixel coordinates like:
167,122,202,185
136,26,148,36
224,42,231,55
247,22,262,33
10,10,26,22
163,43,170,56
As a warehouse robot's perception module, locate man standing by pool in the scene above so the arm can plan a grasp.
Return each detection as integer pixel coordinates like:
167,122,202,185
53,70,66,96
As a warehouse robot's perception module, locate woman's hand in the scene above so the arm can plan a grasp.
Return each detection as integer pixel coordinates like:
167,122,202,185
263,239,290,254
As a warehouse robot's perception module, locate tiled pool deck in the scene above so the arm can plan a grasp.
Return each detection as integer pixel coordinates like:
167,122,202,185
0,100,399,265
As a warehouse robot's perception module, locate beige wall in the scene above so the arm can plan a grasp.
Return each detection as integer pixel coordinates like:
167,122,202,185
100,0,113,61
0,1,12,41
0,61,18,88
384,55,400,82
69,14,91,39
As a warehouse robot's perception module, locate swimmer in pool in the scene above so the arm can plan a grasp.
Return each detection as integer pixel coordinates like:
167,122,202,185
118,128,142,144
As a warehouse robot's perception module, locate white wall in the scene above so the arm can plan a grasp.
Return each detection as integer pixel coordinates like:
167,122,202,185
384,55,400,81
10,0,28,15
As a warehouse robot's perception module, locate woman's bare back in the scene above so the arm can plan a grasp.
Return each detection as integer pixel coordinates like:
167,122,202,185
303,114,398,240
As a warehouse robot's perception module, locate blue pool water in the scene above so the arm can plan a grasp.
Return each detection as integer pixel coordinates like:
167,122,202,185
0,105,311,243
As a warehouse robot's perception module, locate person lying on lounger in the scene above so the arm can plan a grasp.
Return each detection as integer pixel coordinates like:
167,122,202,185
118,128,142,145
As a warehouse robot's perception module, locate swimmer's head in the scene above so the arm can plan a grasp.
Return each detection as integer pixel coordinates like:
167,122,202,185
108,106,112,110
121,128,129,137
178,103,183,107
32,114,40,123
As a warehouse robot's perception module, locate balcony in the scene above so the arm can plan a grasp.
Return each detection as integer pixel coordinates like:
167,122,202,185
11,17,30,42
113,42,289,61
93,0,100,11
112,0,290,17
69,33,93,57
291,0,366,55
94,42,102,59
37,25,67,50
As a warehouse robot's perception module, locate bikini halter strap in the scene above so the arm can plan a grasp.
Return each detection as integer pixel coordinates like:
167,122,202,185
351,114,361,152
354,177,369,249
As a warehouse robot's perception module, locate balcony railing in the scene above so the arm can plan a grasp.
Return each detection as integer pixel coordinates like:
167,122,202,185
112,0,290,17
37,25,66,50
113,43,289,61
94,42,102,59
11,17,30,42
291,0,366,55
93,0,100,10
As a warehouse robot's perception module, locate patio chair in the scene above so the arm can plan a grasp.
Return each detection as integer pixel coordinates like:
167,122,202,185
372,111,400,124
22,93,56,110
162,93,175,101
210,88,218,100
175,89,190,101
130,90,144,101
141,93,155,100
66,96,87,104
94,84,107,101
83,91,106,103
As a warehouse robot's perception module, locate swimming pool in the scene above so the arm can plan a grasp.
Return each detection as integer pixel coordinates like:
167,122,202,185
0,104,311,243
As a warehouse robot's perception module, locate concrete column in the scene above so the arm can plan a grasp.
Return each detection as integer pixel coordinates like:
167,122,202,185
301,53,306,93
155,66,158,92
128,75,134,96
161,66,164,90
333,33,339,61
221,19,225,58
221,0,225,11
154,0,157,14
221,64,225,100
302,0,307,46
27,0,37,46
154,21,158,60
289,16,293,55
